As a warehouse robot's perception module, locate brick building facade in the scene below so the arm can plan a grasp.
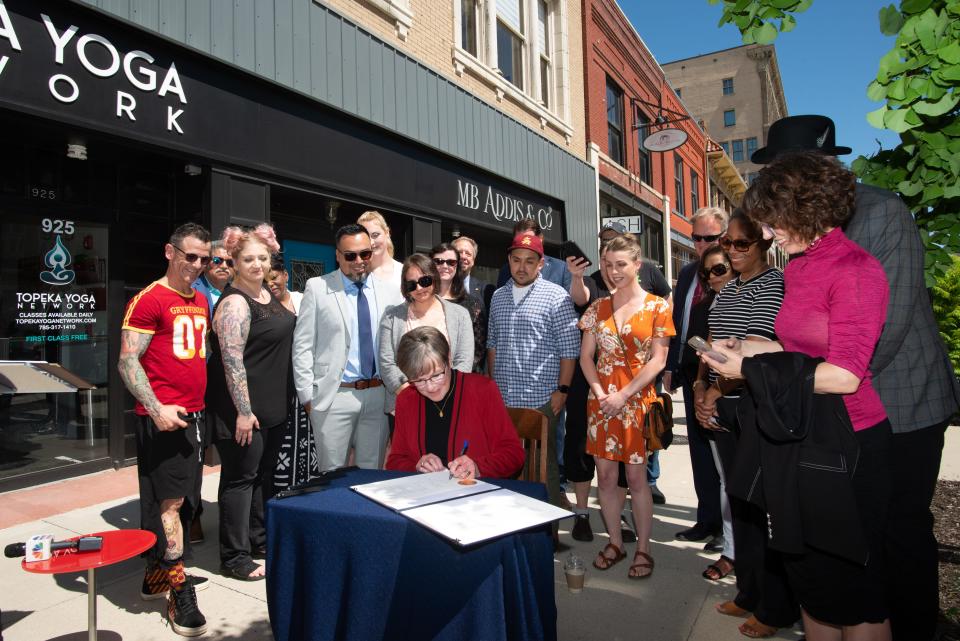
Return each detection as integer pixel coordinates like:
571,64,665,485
581,0,707,281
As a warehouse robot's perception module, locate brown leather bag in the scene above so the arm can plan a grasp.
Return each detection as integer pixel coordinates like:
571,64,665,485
643,393,674,451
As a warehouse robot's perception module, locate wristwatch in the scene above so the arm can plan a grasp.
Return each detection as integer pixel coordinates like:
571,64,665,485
556,384,570,394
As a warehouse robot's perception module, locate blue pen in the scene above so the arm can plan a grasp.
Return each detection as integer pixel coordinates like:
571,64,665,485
449,440,470,479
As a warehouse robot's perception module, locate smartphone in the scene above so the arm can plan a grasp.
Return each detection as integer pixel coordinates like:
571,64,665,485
707,416,730,432
560,240,592,267
687,336,728,363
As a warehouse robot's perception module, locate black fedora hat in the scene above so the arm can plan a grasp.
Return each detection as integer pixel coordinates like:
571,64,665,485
751,115,852,164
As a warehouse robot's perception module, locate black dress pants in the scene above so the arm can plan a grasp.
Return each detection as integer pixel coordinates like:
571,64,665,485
682,382,721,530
886,421,948,641
215,423,286,569
714,405,799,629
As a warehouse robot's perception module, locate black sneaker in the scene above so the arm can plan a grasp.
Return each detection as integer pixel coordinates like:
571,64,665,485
650,485,666,505
167,582,207,637
571,513,594,542
141,573,209,601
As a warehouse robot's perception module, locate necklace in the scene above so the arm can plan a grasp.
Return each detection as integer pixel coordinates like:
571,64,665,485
734,267,766,294
431,381,454,418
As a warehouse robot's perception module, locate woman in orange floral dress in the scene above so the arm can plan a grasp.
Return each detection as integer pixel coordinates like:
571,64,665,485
579,234,675,579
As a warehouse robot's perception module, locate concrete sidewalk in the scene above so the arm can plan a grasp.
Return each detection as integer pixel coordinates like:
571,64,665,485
2,404,957,641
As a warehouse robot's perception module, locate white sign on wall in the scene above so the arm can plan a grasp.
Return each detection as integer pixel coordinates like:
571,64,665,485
601,215,644,235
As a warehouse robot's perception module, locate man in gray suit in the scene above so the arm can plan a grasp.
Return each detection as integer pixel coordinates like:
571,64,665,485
292,224,404,471
753,115,960,641
452,235,494,314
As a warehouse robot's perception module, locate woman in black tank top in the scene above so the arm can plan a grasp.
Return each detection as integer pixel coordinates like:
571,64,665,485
208,225,294,581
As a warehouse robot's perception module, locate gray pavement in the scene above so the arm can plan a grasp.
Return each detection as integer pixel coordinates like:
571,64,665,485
2,396,957,640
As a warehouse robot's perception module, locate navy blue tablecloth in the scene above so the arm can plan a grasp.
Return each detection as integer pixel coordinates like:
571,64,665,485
266,469,557,641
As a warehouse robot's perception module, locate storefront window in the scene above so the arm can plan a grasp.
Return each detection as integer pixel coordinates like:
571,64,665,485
0,213,110,483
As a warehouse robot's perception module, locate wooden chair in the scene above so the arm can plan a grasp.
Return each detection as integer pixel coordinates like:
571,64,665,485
506,407,549,485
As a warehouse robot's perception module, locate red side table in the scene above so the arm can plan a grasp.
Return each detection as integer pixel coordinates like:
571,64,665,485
22,529,156,641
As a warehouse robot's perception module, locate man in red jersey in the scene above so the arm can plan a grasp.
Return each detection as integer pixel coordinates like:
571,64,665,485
118,223,211,637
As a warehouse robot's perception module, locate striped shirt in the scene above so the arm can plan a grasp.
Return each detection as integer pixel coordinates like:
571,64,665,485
487,276,581,408
707,268,784,387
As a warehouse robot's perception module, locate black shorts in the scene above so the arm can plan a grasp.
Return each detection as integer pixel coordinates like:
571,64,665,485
137,414,203,561
136,414,203,500
784,420,892,626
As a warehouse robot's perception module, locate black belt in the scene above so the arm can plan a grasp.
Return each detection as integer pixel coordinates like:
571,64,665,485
178,411,204,422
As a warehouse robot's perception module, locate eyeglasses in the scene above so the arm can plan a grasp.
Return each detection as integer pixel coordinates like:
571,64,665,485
433,258,459,267
341,250,373,262
703,263,730,278
404,275,434,292
692,233,722,243
211,256,234,268
172,245,211,266
409,368,447,387
718,235,759,252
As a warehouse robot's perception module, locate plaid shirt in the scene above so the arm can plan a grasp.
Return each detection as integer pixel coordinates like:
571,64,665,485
487,276,580,408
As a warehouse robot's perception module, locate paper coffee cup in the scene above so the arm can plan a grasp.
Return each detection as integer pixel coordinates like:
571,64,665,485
565,567,585,592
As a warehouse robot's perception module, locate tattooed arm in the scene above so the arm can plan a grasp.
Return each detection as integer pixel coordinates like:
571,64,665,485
213,294,259,446
118,330,188,431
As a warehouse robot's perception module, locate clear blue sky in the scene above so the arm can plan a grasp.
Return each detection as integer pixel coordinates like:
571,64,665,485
619,0,901,162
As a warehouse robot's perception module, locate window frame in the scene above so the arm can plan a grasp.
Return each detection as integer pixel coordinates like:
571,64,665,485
690,168,699,213
495,1,526,91
732,139,744,162
451,0,573,135
674,153,685,215
635,110,652,185
722,78,734,95
606,76,625,167
746,136,758,159
723,109,736,127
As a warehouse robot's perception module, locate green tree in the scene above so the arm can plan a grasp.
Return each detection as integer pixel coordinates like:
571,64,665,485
931,255,960,373
709,0,960,287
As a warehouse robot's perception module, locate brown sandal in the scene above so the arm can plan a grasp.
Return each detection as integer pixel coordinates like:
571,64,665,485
715,601,750,618
738,615,777,638
627,550,654,579
702,555,735,580
592,542,626,570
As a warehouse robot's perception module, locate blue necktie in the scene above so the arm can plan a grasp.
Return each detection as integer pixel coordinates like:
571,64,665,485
355,280,376,379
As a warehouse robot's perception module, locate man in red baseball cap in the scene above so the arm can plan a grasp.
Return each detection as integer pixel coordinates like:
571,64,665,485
486,233,580,510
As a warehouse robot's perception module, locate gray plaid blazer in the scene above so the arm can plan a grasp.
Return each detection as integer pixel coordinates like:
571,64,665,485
844,184,960,433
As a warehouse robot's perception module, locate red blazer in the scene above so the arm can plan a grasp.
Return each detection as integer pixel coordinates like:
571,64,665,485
386,372,525,479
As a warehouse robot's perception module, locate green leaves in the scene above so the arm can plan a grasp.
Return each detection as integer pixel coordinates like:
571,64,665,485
713,0,810,45
709,0,960,285
879,4,904,35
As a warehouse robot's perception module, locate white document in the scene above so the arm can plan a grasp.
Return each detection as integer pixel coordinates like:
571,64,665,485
403,489,573,546
351,471,497,511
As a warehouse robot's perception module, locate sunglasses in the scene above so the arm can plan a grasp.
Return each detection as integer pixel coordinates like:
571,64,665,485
692,233,722,243
409,368,447,386
404,275,434,292
341,250,373,262
703,263,730,278
172,244,211,266
433,258,459,267
211,256,234,268
718,235,759,252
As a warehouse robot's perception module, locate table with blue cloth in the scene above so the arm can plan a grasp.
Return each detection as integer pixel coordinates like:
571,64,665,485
266,468,557,641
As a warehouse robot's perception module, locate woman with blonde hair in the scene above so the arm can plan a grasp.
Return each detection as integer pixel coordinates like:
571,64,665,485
579,233,674,579
207,223,295,581
358,210,403,288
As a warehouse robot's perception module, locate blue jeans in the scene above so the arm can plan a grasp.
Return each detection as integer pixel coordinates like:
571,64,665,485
646,450,660,486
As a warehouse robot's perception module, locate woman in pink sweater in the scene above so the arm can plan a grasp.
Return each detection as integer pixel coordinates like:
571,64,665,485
702,152,891,641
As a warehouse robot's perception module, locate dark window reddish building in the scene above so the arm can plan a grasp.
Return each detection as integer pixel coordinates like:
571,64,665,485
581,0,707,279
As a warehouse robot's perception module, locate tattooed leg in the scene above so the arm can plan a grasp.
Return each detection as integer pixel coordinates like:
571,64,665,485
160,497,185,561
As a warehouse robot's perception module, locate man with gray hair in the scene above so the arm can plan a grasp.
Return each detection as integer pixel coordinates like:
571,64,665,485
664,206,728,547
192,240,233,312
452,235,494,314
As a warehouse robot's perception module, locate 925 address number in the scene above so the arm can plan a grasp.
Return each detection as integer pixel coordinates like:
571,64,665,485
42,218,75,235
